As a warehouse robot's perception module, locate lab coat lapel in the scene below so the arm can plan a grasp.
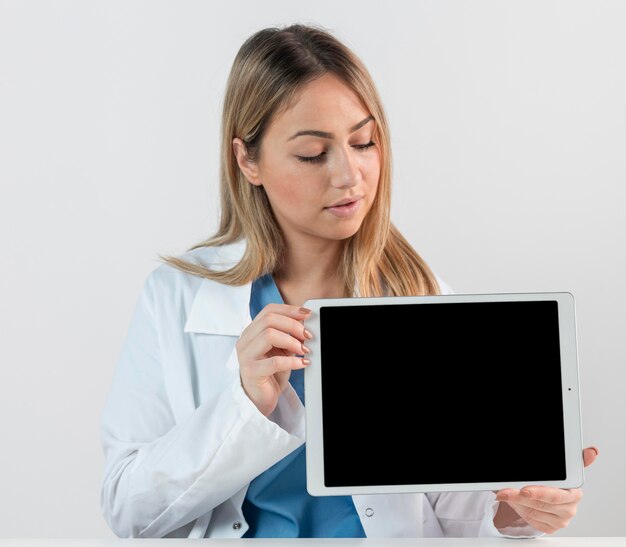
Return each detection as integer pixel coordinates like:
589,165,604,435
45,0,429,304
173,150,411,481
183,239,252,336
183,278,252,336
163,240,251,422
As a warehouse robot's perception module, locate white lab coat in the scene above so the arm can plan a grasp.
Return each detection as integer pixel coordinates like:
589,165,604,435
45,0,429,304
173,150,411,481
100,239,542,539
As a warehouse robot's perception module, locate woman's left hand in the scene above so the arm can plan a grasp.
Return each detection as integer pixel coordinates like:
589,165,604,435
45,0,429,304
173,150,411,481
494,446,599,534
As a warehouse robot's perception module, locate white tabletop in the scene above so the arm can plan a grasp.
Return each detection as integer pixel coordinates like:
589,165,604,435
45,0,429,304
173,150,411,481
1,538,625,546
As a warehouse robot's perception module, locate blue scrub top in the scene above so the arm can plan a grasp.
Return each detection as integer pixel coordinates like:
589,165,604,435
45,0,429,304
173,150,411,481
242,273,366,538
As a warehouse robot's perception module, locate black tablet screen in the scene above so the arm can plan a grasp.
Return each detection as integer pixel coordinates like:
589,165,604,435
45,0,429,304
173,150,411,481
319,300,566,487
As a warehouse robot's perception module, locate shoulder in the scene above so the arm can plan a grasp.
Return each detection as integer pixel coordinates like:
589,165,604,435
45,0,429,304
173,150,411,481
156,240,246,278
144,242,245,297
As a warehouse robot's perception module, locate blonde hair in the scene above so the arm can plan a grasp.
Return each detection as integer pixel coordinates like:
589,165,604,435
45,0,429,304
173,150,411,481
158,23,441,297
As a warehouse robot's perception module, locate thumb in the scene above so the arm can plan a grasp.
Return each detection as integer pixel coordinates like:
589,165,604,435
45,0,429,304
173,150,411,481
583,446,599,467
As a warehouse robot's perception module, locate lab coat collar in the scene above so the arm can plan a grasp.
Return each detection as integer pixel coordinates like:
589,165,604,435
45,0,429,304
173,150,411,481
183,239,253,336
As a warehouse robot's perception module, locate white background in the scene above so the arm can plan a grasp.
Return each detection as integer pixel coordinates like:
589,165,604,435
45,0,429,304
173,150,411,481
0,0,624,538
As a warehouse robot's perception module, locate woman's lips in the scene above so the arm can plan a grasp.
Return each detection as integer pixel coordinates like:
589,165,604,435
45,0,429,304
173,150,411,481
324,198,362,217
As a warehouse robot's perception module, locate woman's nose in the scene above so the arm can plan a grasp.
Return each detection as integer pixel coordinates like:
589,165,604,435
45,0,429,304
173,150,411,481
330,146,362,188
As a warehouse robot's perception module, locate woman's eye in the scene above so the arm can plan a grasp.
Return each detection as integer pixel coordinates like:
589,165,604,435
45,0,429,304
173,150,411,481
354,140,376,151
297,152,327,164
296,141,376,164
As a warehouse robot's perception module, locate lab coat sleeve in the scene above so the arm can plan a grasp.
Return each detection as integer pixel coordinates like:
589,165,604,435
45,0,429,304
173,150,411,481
100,272,305,538
425,492,544,538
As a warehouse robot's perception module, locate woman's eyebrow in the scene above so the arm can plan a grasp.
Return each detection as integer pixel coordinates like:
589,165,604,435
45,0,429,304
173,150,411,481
287,115,374,141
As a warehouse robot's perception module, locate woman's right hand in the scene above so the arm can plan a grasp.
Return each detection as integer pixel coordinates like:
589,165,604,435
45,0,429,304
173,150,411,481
236,304,313,416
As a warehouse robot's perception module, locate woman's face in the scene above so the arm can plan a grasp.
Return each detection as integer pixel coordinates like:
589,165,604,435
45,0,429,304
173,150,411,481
234,73,381,247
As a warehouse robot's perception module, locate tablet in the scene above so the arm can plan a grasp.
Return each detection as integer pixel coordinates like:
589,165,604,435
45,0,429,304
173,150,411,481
302,291,584,496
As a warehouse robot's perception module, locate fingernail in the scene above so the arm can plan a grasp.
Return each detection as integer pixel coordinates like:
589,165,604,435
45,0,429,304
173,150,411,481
522,489,532,497
301,358,310,366
304,329,313,339
299,307,312,314
591,446,599,456
497,493,508,501
302,344,310,354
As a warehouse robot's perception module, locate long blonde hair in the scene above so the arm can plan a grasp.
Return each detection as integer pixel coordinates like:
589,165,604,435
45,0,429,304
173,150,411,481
158,23,441,297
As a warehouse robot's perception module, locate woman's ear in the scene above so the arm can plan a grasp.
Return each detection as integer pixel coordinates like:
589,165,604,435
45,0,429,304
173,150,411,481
232,138,262,186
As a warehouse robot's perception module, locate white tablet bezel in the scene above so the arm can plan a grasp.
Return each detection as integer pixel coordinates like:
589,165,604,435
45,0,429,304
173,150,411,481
303,291,584,496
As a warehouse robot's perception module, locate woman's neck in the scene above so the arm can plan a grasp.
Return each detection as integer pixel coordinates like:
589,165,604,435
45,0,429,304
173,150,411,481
271,235,349,305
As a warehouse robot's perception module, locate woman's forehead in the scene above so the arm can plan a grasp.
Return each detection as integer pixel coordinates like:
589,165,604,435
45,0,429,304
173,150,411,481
269,77,372,138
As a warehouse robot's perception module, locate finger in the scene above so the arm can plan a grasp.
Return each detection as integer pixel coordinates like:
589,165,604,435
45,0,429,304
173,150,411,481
510,497,580,524
257,303,312,322
583,446,599,467
262,313,312,343
509,503,565,534
495,488,519,502
253,327,308,359
506,494,563,516
244,354,309,378
517,486,583,505
246,307,313,343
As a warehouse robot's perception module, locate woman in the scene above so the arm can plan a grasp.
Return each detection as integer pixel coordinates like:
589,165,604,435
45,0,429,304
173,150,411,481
100,23,597,538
